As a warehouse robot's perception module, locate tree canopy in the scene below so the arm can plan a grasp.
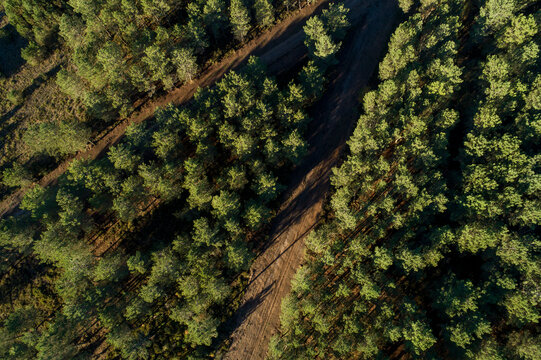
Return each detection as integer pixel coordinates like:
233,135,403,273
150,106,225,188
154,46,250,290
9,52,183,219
271,0,541,358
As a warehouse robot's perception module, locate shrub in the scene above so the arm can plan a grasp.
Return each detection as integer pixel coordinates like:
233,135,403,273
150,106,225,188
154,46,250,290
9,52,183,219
6,89,24,106
21,41,45,66
1,163,33,188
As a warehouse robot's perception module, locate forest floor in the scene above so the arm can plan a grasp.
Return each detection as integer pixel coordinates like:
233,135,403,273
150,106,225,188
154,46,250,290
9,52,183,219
0,0,334,218
222,1,401,359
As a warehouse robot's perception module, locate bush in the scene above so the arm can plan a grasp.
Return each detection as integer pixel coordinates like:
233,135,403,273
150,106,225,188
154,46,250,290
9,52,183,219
6,89,24,106
1,163,33,188
21,41,45,66
23,119,91,157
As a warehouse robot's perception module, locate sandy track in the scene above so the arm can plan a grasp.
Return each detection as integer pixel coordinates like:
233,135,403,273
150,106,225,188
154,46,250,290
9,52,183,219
223,1,400,359
0,0,334,219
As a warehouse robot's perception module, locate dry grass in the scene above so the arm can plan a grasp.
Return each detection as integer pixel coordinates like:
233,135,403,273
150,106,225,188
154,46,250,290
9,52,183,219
0,49,87,199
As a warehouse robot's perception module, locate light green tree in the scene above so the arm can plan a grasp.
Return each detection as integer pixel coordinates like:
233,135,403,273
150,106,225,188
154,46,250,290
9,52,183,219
229,0,251,41
172,47,198,83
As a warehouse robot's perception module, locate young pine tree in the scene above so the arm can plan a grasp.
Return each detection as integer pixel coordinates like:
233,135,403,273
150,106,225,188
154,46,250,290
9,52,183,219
172,47,198,83
303,16,339,65
229,0,252,41
254,0,275,28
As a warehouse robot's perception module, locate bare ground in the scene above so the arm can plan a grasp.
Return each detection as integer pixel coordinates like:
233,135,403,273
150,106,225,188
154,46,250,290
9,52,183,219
0,0,333,218
223,1,401,359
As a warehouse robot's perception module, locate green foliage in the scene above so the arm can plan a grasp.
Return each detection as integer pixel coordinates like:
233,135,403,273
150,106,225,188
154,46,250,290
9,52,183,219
55,69,87,100
34,0,296,118
3,0,65,47
304,16,340,64
477,0,517,35
20,41,45,65
243,200,271,230
0,214,36,249
23,119,90,157
127,251,147,274
20,185,57,219
398,0,415,12
229,0,251,41
225,239,253,271
171,47,198,83
108,144,141,172
300,61,325,99
273,0,540,358
93,254,127,282
321,3,350,41
6,89,24,106
106,325,150,360
1,46,333,358
303,3,350,66
183,314,219,346
34,315,79,360
1,162,33,188
254,0,275,28
143,44,174,90
403,320,437,355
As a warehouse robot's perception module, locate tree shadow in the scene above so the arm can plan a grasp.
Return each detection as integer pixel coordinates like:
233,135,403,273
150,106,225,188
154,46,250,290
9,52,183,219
0,23,27,77
21,63,63,99
215,281,275,348
0,103,22,125
0,62,62,130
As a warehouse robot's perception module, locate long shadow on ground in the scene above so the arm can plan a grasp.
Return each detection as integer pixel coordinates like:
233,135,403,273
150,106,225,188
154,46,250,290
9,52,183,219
0,24,26,77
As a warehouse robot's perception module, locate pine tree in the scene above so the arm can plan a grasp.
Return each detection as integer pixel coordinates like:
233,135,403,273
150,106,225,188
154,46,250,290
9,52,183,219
203,0,227,40
172,47,198,83
1,163,33,188
229,0,251,41
23,119,90,157
254,0,275,28
304,16,339,65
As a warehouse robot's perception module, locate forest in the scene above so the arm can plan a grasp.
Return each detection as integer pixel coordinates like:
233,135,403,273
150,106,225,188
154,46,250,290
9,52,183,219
1,0,539,359
0,1,350,358
0,0,319,222
271,0,540,359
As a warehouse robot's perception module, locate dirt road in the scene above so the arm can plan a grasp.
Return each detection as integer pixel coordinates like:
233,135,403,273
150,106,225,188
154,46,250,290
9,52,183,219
223,1,400,359
0,0,333,219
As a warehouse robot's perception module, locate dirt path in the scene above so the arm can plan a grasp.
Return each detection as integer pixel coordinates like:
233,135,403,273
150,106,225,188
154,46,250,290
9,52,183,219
223,1,400,359
0,0,334,219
